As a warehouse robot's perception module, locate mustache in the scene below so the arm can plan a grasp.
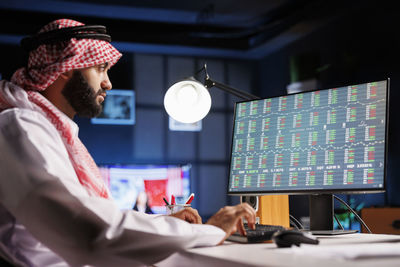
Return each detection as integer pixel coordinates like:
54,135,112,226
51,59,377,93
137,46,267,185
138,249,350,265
95,89,106,96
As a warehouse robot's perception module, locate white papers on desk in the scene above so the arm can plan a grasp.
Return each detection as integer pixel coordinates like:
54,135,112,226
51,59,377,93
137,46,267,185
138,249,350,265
280,242,400,260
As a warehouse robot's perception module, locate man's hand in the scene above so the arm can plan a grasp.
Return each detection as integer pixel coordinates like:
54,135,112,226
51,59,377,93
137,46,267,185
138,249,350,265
169,207,202,224
206,203,256,244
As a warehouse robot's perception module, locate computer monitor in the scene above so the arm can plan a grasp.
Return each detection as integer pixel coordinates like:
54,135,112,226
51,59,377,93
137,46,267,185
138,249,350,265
99,164,191,214
91,89,135,125
228,79,389,231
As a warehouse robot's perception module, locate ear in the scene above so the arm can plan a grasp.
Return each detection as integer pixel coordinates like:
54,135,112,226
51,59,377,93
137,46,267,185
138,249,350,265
59,70,74,80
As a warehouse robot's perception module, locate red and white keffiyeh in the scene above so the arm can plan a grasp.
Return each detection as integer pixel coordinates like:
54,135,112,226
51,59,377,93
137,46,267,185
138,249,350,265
12,18,121,91
0,19,122,199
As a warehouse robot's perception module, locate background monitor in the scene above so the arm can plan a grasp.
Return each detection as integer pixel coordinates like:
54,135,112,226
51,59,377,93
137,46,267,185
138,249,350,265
228,79,389,231
99,164,191,214
91,89,135,125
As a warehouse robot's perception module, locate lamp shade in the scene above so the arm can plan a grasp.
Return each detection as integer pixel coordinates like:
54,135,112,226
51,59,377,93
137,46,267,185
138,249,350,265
164,78,211,123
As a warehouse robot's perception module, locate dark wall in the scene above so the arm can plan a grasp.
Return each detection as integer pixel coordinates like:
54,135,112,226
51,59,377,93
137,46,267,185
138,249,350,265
0,45,26,80
257,2,400,219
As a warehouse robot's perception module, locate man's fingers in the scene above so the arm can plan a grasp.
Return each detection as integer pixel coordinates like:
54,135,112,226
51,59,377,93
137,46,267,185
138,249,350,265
206,203,258,240
187,207,202,224
184,211,200,224
183,208,202,224
236,217,246,236
241,202,257,216
170,207,203,224
182,212,194,223
235,204,256,221
235,203,256,230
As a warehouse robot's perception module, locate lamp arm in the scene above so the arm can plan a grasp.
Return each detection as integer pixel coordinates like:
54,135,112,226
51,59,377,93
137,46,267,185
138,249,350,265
205,78,261,101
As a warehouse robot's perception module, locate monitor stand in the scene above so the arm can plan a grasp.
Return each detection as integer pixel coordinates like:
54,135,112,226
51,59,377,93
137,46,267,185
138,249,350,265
308,194,358,235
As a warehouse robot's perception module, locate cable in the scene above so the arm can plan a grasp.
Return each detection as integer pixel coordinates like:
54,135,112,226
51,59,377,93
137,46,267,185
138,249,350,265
289,217,299,230
289,214,304,230
334,214,344,230
333,195,372,233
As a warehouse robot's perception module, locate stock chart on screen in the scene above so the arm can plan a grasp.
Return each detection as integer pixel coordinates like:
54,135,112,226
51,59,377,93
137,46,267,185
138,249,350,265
228,80,388,194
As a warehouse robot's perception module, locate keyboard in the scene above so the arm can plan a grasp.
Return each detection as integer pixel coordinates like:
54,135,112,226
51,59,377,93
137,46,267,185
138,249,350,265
227,223,286,243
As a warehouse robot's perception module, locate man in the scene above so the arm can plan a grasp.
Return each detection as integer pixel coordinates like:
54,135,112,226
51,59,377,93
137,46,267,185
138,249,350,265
133,191,154,214
0,19,255,266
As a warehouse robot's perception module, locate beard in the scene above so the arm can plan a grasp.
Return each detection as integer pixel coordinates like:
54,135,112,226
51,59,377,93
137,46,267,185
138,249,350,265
61,70,105,118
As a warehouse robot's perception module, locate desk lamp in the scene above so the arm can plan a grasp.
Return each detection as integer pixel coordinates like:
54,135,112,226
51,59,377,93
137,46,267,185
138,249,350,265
164,63,289,227
164,63,260,123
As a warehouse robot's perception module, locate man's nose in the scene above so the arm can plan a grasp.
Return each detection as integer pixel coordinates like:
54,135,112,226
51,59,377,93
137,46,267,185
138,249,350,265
101,75,112,90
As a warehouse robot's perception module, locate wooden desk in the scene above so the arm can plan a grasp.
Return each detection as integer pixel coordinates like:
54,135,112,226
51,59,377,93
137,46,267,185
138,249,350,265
361,207,400,234
157,234,400,267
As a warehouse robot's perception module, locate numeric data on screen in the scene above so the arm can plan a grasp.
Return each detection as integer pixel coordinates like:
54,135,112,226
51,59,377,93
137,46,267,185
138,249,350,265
229,81,387,193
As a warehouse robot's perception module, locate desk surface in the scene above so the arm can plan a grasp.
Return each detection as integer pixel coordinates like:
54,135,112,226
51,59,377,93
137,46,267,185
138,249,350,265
157,233,400,267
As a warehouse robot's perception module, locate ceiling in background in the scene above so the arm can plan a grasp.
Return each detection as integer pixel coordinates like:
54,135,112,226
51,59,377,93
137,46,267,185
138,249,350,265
0,0,374,58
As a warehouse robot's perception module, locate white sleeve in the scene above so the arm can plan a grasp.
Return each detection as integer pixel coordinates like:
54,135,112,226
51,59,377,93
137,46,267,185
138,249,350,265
0,109,225,267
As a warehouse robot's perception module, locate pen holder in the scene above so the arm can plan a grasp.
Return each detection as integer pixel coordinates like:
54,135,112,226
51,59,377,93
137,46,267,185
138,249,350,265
166,204,191,215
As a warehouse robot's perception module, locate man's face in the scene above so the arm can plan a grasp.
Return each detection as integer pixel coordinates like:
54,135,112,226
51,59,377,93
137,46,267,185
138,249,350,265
62,63,112,117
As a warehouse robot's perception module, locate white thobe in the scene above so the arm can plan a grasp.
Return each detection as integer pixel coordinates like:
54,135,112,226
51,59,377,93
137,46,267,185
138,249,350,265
0,107,225,267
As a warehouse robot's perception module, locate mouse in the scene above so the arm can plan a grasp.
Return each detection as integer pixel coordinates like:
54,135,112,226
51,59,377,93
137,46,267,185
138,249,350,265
272,230,319,248
392,220,400,229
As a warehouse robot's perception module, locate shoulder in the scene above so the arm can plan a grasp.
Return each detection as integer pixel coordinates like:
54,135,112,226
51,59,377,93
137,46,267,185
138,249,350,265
0,108,62,146
0,108,49,127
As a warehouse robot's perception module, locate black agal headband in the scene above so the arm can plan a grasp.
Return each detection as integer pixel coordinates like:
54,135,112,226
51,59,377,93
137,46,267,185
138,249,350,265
20,25,111,52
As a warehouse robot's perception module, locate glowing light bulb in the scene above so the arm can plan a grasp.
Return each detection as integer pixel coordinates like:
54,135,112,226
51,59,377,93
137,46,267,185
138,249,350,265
177,85,198,106
164,79,211,123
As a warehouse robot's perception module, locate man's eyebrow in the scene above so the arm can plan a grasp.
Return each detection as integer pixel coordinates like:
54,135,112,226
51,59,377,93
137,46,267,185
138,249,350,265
101,62,109,68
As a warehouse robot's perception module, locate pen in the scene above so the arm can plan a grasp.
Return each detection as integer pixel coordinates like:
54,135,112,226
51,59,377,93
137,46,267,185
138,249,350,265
185,193,194,204
171,194,176,205
163,197,170,206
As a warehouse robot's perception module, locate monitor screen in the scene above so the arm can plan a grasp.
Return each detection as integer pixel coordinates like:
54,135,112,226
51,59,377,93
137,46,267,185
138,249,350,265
228,80,389,195
99,164,191,214
91,89,135,125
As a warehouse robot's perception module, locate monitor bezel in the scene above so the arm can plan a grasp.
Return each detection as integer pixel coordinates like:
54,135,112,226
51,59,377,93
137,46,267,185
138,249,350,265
227,78,390,196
